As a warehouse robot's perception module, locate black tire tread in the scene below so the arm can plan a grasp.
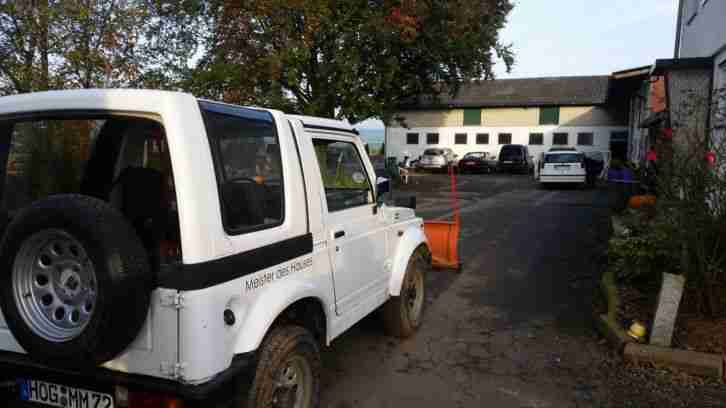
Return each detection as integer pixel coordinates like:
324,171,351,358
383,249,426,338
244,325,321,408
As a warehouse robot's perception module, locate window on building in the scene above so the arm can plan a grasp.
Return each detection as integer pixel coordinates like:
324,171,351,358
539,107,560,125
463,109,481,126
455,133,467,144
611,131,628,143
718,61,726,119
476,133,489,144
426,133,439,144
552,132,568,145
406,133,419,144
498,133,512,145
577,132,594,146
528,133,543,145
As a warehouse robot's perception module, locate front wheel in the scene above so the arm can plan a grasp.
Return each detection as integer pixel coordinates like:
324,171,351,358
244,325,321,408
383,250,426,338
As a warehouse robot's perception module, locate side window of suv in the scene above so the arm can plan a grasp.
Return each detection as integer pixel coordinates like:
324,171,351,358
312,138,373,212
201,103,284,234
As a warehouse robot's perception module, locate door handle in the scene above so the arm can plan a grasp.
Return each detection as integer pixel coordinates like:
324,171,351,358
334,230,345,239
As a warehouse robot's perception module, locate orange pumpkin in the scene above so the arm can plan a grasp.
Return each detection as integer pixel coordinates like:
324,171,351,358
629,194,656,209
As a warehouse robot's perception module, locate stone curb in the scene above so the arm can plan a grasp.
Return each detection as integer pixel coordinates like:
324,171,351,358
623,343,725,380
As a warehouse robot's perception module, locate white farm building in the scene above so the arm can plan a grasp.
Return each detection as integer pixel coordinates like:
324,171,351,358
386,76,629,163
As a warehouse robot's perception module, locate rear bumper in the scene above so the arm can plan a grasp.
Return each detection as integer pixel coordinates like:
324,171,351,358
0,350,255,407
498,162,528,172
418,163,447,169
540,175,585,183
459,163,490,170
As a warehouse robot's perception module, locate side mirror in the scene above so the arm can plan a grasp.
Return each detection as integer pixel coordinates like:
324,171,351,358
376,177,390,197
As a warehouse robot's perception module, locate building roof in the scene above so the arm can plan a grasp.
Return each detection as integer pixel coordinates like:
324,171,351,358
612,65,652,80
399,76,611,110
650,57,713,75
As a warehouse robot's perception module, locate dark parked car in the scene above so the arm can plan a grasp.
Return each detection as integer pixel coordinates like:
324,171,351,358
459,152,494,174
497,144,533,174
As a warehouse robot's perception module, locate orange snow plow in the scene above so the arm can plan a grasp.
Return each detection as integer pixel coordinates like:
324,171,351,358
423,165,462,270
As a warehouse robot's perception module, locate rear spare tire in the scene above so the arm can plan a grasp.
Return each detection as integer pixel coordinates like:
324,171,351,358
0,194,152,367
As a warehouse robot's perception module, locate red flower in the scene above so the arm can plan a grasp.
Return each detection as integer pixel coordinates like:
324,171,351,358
705,151,716,166
662,128,673,139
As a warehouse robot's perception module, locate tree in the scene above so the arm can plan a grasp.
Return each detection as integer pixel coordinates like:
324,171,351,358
193,0,514,123
0,1,206,94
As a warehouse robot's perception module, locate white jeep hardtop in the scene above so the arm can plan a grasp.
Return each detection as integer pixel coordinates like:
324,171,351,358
0,89,429,407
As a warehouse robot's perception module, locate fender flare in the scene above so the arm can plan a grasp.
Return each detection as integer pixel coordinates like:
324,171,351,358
233,280,332,354
389,225,429,296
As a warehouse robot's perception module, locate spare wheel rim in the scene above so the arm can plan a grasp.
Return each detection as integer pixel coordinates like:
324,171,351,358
12,229,98,343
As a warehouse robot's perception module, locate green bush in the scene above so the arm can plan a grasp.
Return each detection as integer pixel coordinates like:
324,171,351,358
608,221,681,284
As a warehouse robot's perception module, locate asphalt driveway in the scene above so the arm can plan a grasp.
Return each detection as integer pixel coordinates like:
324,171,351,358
319,173,725,408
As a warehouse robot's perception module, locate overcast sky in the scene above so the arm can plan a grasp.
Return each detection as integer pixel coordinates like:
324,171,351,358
494,0,678,78
356,0,679,129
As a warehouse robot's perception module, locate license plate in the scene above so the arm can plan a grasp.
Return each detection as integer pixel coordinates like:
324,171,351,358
555,165,570,169
465,162,475,166
19,379,114,408
503,161,513,164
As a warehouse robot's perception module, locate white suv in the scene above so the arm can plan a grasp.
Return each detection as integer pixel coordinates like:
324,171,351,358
0,90,430,408
539,148,586,187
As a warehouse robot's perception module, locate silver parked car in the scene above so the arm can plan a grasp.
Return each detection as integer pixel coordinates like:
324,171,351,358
417,148,457,171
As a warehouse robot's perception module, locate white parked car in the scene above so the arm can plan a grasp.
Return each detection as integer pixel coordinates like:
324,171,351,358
0,90,430,408
539,148,586,187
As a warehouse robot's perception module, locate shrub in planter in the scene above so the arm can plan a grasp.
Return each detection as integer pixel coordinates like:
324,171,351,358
608,220,680,286
654,87,726,317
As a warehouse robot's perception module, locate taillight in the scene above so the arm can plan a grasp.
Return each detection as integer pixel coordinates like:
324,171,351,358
120,387,183,408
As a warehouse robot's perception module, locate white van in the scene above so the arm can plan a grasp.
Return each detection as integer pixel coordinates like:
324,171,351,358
539,148,586,187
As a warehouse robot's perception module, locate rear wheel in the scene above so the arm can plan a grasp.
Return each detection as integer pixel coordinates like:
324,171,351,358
383,250,426,338
244,326,321,408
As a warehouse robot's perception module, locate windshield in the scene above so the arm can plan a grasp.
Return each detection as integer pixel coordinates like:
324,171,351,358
423,149,444,155
463,152,486,159
545,153,583,163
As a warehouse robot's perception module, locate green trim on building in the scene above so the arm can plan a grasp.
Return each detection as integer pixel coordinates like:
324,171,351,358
539,107,560,125
463,108,481,126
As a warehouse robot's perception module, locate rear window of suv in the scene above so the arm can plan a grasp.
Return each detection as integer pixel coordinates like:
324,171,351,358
423,149,444,155
544,153,583,163
499,146,523,160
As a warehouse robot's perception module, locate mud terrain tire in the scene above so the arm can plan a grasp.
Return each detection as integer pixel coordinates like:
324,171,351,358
244,325,321,408
383,249,426,338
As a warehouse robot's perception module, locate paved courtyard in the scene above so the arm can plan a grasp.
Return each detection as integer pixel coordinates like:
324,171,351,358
319,173,725,408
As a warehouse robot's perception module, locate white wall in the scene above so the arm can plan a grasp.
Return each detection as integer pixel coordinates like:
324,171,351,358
678,0,726,59
386,125,627,161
